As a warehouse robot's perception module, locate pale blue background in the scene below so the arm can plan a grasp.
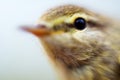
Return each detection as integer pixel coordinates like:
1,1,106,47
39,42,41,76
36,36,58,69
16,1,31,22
0,0,120,80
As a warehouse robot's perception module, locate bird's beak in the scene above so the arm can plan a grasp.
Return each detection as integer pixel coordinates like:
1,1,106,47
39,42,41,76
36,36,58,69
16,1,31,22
21,24,51,37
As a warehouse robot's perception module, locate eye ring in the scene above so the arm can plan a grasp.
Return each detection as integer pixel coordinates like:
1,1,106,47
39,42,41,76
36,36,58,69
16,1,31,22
74,17,86,30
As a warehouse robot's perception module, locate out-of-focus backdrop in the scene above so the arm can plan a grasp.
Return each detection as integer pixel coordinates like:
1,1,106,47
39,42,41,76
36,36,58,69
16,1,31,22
0,0,120,80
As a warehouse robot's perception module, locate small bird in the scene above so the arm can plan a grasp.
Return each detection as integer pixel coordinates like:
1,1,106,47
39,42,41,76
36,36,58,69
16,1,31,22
22,5,120,80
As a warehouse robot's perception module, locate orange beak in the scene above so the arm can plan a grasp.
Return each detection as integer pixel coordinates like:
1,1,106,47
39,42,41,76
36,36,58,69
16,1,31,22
21,24,50,37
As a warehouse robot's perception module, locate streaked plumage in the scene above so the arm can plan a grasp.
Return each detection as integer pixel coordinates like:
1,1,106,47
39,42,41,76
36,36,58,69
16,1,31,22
23,5,120,80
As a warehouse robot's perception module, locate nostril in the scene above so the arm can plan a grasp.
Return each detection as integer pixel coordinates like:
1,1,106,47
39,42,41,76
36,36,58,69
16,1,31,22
36,24,47,29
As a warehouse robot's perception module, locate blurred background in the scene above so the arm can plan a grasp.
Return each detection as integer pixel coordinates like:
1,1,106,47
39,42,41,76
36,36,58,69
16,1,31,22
0,0,120,80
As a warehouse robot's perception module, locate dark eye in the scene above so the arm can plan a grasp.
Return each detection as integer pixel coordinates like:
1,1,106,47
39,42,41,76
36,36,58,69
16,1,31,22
74,17,86,30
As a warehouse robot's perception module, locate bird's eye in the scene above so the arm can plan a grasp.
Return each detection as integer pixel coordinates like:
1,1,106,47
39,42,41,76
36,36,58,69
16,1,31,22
74,17,86,30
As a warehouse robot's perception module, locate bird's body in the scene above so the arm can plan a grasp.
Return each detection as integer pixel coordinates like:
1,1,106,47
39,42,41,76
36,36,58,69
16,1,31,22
23,5,120,80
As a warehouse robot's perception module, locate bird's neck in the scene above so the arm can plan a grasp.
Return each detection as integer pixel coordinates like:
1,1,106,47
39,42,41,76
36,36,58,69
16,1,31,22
39,33,120,80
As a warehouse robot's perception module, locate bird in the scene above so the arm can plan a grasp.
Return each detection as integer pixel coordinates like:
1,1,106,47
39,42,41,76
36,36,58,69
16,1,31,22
22,5,120,80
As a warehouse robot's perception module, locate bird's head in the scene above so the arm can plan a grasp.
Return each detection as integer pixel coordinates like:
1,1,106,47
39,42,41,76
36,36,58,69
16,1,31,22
22,5,116,72
23,5,107,37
